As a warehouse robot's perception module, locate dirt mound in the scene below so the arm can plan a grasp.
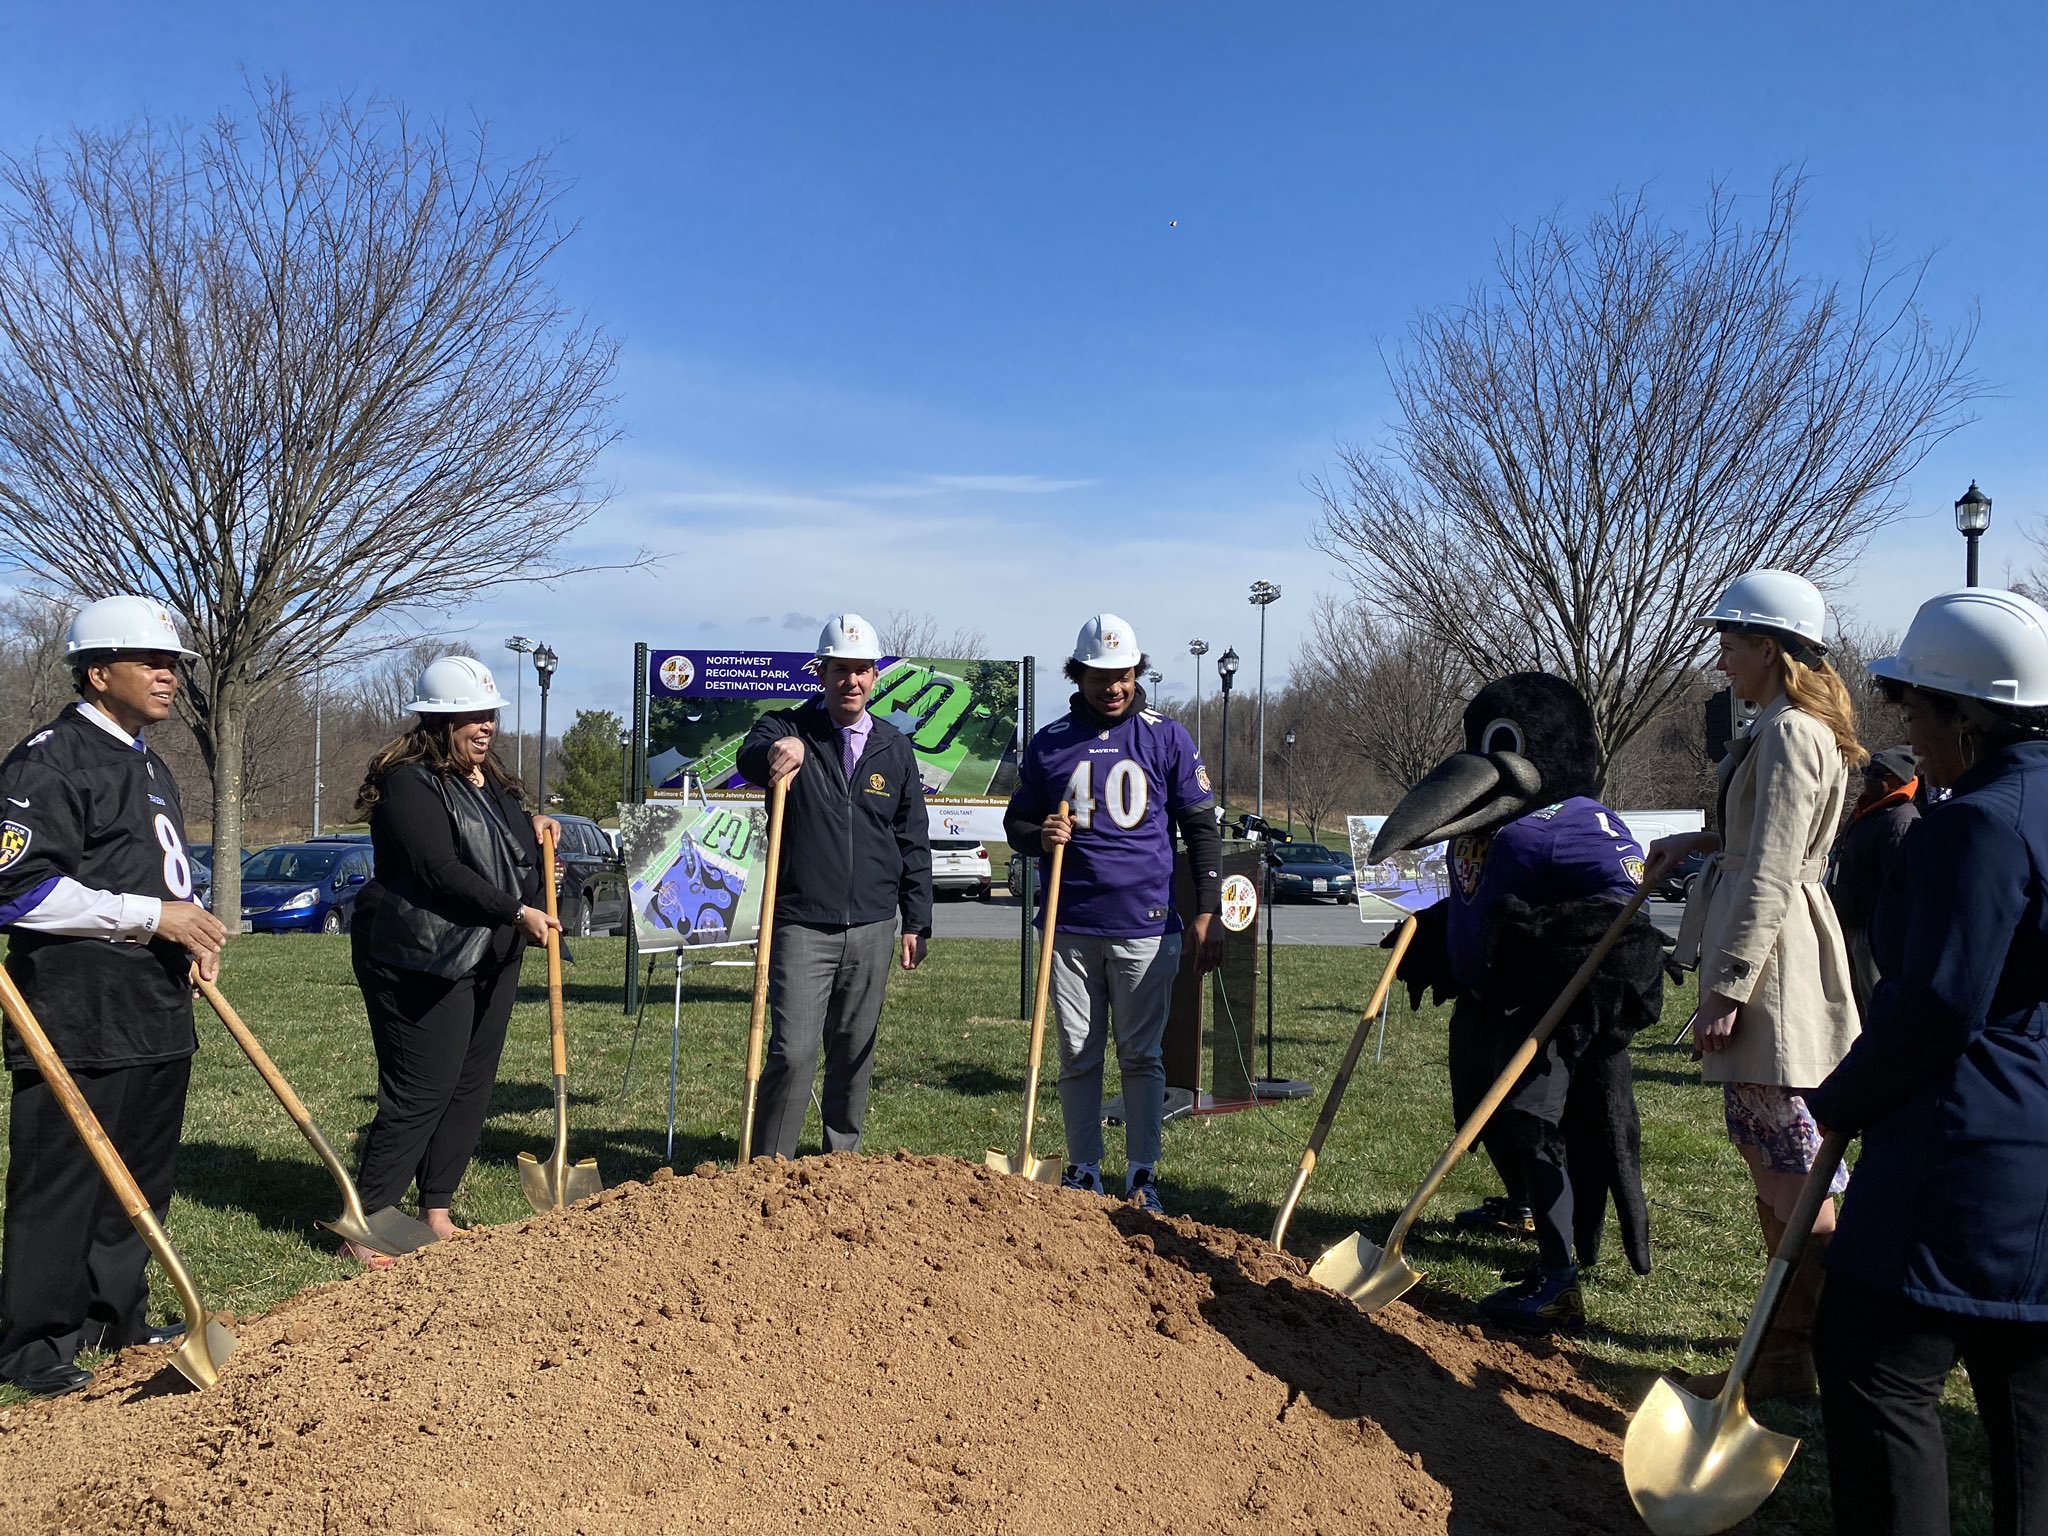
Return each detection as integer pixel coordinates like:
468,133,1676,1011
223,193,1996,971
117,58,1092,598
0,1155,1635,1534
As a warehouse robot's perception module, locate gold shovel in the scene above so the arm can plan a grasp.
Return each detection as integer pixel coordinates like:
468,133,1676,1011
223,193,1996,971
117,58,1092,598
0,964,235,1390
985,802,1069,1184
1623,1131,1848,1535
1270,915,1417,1251
195,977,438,1257
518,827,604,1211
737,776,789,1163
1309,886,1649,1311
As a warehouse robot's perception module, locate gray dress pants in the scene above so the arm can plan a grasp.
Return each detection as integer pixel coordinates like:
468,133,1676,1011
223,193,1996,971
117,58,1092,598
754,917,896,1159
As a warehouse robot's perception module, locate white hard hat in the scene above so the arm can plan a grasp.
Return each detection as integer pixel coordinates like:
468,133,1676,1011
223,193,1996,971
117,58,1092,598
1073,613,1140,669
1698,570,1828,653
816,612,882,661
65,595,200,660
1868,588,2048,708
407,656,509,714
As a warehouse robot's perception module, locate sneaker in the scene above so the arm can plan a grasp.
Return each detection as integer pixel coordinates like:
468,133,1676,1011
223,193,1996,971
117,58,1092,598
1478,1266,1584,1332
1452,1196,1537,1238
1126,1168,1165,1216
1060,1164,1105,1195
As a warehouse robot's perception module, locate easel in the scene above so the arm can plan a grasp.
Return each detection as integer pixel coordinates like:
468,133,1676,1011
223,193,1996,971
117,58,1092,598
620,943,757,1163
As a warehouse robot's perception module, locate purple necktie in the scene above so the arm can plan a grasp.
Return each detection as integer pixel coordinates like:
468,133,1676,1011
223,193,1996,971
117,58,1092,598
841,728,859,780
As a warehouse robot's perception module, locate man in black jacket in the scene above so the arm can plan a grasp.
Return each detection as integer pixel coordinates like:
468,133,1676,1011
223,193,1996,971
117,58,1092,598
734,613,932,1158
1824,745,1918,1017
0,596,227,1396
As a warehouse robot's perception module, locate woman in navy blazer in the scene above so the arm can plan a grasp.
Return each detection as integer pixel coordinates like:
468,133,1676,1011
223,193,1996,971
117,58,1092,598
1806,587,2048,1536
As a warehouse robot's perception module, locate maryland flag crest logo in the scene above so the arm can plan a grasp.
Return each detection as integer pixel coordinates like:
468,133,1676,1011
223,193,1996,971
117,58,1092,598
0,821,30,873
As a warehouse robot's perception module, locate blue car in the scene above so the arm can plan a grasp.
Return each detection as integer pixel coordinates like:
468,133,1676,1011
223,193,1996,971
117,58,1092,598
238,843,373,934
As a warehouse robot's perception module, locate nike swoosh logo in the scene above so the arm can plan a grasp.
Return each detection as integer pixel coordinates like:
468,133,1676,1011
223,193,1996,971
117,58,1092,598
5,798,26,808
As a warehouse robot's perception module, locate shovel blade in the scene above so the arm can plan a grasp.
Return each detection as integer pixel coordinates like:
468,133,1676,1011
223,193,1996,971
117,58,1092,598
984,1148,1062,1185
1623,1375,1801,1536
516,1151,606,1213
166,1316,237,1391
1308,1230,1421,1313
320,1205,441,1258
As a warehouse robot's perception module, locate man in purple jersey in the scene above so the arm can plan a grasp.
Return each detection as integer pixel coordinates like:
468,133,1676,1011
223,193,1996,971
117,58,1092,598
1005,614,1225,1213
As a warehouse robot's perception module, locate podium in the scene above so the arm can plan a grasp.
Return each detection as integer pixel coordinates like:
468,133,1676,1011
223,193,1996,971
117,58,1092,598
1162,842,1264,1118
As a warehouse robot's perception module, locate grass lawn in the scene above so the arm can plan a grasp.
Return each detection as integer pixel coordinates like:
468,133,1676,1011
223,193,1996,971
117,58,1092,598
0,935,1995,1532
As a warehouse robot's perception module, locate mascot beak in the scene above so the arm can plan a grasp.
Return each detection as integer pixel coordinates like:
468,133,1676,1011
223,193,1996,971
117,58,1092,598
1370,750,1544,860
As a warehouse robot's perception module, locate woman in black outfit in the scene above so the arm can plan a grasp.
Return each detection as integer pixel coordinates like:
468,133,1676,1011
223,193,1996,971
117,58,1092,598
346,656,559,1264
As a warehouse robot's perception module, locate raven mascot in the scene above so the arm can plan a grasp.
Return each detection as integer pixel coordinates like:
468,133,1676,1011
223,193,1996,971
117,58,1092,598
1374,673,1665,1330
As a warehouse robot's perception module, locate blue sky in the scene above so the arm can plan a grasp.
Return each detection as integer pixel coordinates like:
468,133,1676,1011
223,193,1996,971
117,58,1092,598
2,2,2042,721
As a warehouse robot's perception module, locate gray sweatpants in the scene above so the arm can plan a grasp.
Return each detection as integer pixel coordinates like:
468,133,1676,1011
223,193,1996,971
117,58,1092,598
1049,931,1181,1173
754,918,896,1159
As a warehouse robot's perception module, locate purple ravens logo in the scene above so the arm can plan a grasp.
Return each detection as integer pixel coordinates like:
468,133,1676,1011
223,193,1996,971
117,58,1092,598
1451,833,1491,899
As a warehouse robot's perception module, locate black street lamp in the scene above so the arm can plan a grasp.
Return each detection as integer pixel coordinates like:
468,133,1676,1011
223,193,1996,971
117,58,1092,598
1216,647,1239,827
1283,728,1296,839
1146,668,1162,704
1187,639,1209,756
533,642,558,806
1955,481,1992,587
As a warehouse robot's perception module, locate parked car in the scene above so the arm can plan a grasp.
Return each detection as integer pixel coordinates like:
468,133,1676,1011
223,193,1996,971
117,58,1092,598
189,844,251,912
307,832,373,843
238,842,373,934
931,838,993,900
551,813,629,936
1265,840,1357,903
1653,849,1708,902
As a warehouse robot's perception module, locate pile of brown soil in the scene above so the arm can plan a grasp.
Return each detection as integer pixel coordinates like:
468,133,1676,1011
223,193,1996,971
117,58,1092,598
0,1155,1635,1534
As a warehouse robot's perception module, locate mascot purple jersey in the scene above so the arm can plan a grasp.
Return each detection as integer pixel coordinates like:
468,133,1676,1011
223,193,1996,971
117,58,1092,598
1012,706,1210,938
1446,799,1644,991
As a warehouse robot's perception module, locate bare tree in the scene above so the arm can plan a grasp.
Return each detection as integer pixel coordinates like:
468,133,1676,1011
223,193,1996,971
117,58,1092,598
0,83,621,914
878,609,988,661
1292,593,1468,791
1314,172,1982,792
0,589,74,741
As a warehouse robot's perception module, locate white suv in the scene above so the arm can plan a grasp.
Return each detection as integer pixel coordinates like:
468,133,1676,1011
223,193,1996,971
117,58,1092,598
930,838,992,901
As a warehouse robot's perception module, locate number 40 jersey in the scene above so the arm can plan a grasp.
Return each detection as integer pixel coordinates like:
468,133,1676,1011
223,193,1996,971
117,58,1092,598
0,705,201,1070
1010,705,1212,939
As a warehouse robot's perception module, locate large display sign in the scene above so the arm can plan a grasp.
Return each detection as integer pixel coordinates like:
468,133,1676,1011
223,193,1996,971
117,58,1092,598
619,800,770,952
644,650,1022,816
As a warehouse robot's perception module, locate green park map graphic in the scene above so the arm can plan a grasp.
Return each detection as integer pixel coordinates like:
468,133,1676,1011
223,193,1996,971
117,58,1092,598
646,655,1020,803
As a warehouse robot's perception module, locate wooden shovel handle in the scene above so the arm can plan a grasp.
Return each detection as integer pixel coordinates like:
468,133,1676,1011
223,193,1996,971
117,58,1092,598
196,976,315,1127
542,826,568,1079
738,776,789,1162
1305,915,1417,1159
1015,804,1069,1154
0,963,154,1222
1386,884,1650,1252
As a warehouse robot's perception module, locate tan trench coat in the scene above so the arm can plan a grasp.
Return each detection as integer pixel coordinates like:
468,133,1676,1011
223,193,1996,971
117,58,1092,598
1676,695,1859,1088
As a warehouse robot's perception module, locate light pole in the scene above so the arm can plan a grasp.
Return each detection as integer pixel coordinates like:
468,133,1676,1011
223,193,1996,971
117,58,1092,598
1283,728,1296,839
533,643,558,807
1217,647,1239,829
1146,669,1162,706
1249,580,1281,817
1188,639,1209,757
1955,481,1992,588
311,659,324,836
506,635,536,780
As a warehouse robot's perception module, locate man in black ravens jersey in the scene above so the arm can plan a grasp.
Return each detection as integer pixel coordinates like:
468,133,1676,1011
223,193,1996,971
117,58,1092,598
0,596,227,1396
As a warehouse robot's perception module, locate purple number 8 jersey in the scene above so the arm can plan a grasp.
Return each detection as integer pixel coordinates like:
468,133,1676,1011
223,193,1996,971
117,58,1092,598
1010,707,1212,938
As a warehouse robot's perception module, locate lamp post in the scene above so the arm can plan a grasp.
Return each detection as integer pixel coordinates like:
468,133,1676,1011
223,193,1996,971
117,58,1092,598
1217,647,1239,828
1187,639,1209,756
505,636,536,779
533,643,558,807
311,659,324,837
1249,580,1281,817
1283,728,1296,839
1146,669,1162,707
1955,481,1992,587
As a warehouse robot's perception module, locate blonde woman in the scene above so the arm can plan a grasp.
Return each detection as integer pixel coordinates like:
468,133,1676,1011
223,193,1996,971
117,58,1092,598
1645,569,1863,1401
